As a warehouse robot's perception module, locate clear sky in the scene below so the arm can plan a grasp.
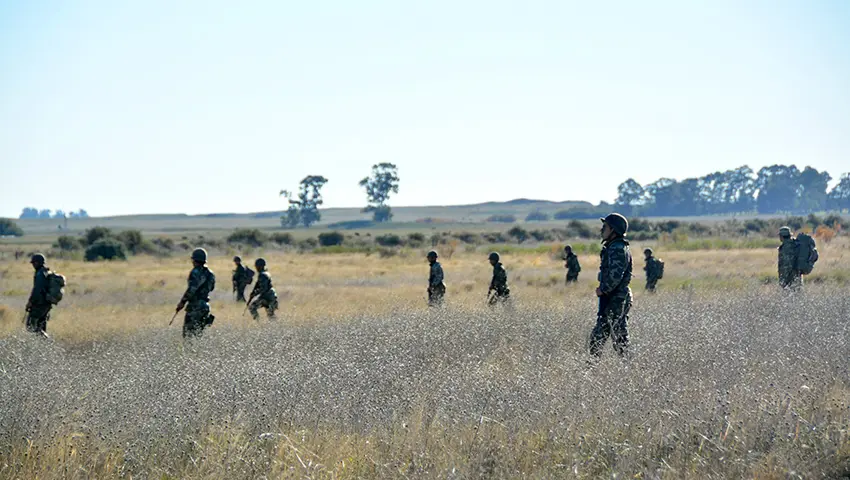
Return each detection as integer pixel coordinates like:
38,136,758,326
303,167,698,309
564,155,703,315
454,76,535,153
1,0,849,218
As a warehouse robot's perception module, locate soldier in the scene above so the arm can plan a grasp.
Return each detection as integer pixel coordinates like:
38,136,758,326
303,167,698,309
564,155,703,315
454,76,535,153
427,250,445,307
778,226,801,290
589,213,633,359
643,248,661,292
248,258,278,320
232,256,250,302
25,253,52,337
175,248,216,338
564,245,581,284
487,252,510,305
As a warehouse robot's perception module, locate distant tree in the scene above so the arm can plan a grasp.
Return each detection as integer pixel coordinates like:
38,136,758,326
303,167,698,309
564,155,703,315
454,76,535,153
796,166,831,212
280,175,329,228
83,226,113,246
19,207,39,219
84,238,127,262
525,210,550,222
317,231,344,246
38,209,52,219
486,214,517,223
615,178,646,209
756,165,800,213
54,235,82,251
53,210,66,219
828,173,850,211
0,218,24,236
68,209,90,218
359,163,400,222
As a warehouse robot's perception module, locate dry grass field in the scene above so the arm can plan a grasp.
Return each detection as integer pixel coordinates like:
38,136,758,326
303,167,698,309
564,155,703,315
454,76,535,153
1,241,849,478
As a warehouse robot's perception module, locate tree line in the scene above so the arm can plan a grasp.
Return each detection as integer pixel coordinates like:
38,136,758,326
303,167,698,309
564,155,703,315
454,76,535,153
615,165,850,216
279,163,400,228
19,208,90,219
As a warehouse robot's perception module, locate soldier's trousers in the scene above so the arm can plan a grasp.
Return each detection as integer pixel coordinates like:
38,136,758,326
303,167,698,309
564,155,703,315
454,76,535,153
250,296,278,320
645,279,657,292
26,305,51,335
779,273,803,291
566,274,578,284
234,282,248,302
589,294,631,358
184,303,213,338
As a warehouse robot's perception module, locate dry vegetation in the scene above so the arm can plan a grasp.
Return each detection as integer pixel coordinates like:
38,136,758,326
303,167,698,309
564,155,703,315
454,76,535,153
1,241,849,478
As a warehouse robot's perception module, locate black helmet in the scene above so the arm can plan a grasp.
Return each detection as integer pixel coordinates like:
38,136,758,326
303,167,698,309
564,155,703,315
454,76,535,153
190,248,207,262
427,250,438,258
488,252,500,262
254,258,266,268
233,255,242,262
644,248,653,255
564,244,572,252
30,253,46,264
779,226,792,237
601,213,629,236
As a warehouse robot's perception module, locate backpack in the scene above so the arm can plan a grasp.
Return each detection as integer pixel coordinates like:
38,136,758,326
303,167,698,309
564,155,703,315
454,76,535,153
245,267,255,284
794,233,818,275
656,259,665,279
46,271,66,305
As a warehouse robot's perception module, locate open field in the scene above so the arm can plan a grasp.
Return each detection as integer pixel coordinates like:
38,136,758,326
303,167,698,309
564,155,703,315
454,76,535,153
1,240,850,478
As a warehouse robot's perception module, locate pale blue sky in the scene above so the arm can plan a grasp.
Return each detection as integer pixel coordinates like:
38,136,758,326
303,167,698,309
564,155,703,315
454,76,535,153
1,0,849,218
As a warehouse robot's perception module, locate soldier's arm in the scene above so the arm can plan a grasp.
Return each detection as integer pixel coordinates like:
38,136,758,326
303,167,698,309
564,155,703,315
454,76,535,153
181,270,207,303
431,265,444,287
599,248,627,295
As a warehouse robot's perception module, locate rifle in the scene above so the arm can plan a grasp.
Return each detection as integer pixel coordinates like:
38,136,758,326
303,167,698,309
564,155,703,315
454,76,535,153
243,294,255,316
168,310,179,326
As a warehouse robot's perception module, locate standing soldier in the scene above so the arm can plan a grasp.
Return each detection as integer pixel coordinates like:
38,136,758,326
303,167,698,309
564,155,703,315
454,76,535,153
175,248,216,338
487,252,510,305
231,256,251,302
427,250,445,307
589,213,633,359
25,253,52,337
778,226,801,290
247,258,278,320
564,245,581,284
643,248,663,292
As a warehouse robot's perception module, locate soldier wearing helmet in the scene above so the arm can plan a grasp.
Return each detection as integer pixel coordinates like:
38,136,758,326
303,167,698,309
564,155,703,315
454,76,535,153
589,213,633,358
231,255,253,302
643,248,663,293
777,226,801,290
175,248,216,338
487,252,510,305
25,253,52,337
247,258,278,321
564,245,581,284
426,251,445,307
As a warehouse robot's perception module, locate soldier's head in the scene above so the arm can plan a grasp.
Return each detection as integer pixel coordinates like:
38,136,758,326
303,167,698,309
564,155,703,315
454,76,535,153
564,245,572,255
644,248,653,259
254,257,267,271
779,226,792,240
190,248,207,267
30,253,45,270
600,213,628,241
488,252,500,266
427,250,438,264
233,255,242,265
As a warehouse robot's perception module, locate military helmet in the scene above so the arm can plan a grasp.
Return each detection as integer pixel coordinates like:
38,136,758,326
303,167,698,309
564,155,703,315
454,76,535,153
427,250,438,258
779,226,792,237
30,253,46,264
254,257,266,268
564,244,572,252
190,248,207,262
644,248,653,255
233,255,242,262
601,213,629,235
488,252,500,262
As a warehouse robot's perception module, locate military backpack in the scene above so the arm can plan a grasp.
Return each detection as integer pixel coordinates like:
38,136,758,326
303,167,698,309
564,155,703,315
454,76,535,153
656,259,665,279
245,267,255,284
46,271,66,305
794,233,818,275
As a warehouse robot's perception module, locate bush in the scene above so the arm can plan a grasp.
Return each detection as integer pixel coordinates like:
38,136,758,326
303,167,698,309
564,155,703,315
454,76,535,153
486,214,517,223
317,231,345,247
481,232,507,244
823,214,844,229
326,220,376,230
566,220,594,239
507,226,529,243
152,238,175,250
84,238,127,262
453,232,480,244
407,233,426,247
530,229,553,242
227,229,267,247
54,235,82,251
269,232,294,245
0,218,24,237
116,230,147,254
84,227,113,246
525,210,550,222
375,234,404,247
299,238,319,249
629,218,652,233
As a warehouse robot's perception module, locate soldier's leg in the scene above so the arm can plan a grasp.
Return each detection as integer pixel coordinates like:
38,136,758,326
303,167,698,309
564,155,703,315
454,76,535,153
183,309,205,338
611,297,631,357
588,314,612,358
236,284,247,302
249,299,264,320
266,297,278,319
26,306,50,335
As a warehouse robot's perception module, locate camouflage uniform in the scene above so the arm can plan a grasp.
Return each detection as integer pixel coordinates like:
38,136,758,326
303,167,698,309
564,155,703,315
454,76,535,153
428,261,445,307
249,271,278,320
589,236,633,358
232,264,250,302
565,253,581,283
644,255,661,292
181,266,216,337
778,237,802,290
488,262,510,304
26,265,52,335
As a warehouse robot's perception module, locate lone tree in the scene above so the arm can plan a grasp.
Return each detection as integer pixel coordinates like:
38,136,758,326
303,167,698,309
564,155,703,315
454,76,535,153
280,175,329,228
359,163,400,222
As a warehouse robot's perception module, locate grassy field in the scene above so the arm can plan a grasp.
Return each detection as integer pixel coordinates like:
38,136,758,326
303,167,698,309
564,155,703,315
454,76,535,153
1,235,849,478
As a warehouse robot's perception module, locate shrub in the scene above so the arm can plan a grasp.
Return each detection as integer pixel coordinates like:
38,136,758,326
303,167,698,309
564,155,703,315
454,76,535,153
317,231,344,247
116,230,146,254
299,238,319,249
823,214,844,229
481,232,507,244
0,218,24,237
375,234,404,247
84,226,113,246
326,220,376,230
453,232,480,244
655,220,682,234
566,220,594,239
486,214,516,223
507,226,529,243
269,232,294,245
629,218,652,232
407,233,426,247
152,238,175,250
530,229,553,242
54,235,82,251
84,238,127,262
687,223,711,236
525,210,550,222
227,229,267,247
